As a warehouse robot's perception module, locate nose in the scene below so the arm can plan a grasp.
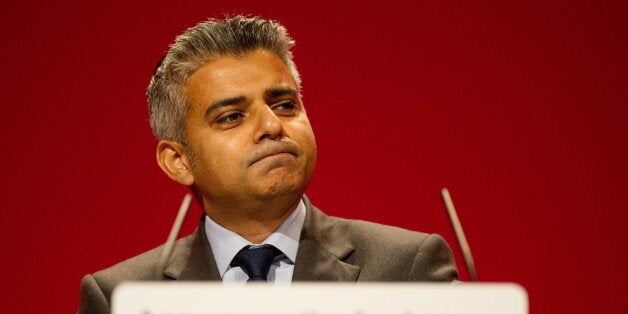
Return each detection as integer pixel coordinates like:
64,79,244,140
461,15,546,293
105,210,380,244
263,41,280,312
253,105,283,143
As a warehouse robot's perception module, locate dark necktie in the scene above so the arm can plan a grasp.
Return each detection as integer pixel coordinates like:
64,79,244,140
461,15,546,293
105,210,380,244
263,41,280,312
230,245,281,282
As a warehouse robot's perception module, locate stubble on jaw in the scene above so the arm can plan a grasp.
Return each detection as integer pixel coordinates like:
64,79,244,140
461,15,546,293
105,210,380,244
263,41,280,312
185,147,308,217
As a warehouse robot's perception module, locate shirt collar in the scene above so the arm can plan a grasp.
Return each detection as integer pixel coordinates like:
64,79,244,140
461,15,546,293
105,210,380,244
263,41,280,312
203,200,306,278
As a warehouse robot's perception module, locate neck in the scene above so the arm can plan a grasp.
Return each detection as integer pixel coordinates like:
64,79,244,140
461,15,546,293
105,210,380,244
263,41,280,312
203,195,301,244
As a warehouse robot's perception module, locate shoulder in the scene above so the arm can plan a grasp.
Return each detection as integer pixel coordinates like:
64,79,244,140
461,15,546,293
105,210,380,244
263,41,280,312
97,233,196,282
319,212,439,258
333,215,431,243
307,203,432,250
306,203,458,281
79,232,196,310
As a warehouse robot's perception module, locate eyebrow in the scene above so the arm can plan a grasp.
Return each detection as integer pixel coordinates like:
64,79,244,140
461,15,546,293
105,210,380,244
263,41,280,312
265,87,299,98
205,96,246,116
203,87,299,117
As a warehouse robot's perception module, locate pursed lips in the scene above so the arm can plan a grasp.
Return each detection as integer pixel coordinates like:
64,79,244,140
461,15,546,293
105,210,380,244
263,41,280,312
249,144,299,166
257,152,294,162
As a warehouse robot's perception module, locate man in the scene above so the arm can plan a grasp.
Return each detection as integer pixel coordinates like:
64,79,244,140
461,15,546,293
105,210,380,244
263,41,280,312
79,15,458,313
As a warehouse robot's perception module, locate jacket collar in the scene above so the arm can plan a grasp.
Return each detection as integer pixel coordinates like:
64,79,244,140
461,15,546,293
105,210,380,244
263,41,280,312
162,195,360,282
163,216,221,281
292,196,360,281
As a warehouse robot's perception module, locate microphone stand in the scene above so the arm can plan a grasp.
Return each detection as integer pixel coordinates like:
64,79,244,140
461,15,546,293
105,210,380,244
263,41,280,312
441,188,478,282
154,194,193,279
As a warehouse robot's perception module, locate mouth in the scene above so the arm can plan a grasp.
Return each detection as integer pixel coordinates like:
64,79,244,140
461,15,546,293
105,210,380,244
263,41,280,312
261,151,294,159
252,151,296,165
249,143,299,166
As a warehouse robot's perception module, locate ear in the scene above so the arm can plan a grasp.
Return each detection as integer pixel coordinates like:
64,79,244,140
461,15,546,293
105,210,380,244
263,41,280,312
156,140,195,186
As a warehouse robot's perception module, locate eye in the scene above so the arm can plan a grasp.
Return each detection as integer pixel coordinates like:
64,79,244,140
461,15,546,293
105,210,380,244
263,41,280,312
272,101,298,114
215,111,244,124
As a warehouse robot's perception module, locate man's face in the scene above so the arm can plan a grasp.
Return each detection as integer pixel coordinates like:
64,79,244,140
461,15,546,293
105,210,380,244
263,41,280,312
182,49,316,209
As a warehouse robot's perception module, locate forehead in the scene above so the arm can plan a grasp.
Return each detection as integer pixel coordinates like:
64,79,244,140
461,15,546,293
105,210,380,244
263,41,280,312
183,49,297,105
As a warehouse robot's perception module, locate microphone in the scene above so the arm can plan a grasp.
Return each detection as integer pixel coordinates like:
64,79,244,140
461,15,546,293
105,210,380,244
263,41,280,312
154,193,193,279
441,188,478,282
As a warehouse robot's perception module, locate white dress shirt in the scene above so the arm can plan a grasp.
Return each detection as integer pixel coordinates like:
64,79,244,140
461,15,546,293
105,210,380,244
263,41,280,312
203,200,306,284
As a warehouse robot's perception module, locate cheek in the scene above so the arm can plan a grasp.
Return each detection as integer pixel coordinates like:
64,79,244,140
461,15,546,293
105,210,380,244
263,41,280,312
292,118,317,158
221,140,239,154
301,118,317,146
206,137,250,170
305,130,317,158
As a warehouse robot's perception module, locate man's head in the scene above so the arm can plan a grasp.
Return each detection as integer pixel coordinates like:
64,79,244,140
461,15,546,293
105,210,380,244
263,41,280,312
148,16,316,219
147,15,301,143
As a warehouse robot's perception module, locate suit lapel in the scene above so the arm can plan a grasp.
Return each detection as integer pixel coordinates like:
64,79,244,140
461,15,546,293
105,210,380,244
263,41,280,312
163,217,222,281
292,239,360,281
293,197,360,281
160,198,360,282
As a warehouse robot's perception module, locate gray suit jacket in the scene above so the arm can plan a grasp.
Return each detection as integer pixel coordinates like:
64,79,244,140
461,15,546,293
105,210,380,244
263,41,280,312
79,198,458,313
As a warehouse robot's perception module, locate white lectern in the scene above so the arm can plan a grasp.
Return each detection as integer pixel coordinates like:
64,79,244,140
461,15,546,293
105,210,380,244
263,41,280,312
112,282,527,314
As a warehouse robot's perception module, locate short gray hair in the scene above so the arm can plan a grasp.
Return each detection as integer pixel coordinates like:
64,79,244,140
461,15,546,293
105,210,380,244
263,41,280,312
147,15,300,142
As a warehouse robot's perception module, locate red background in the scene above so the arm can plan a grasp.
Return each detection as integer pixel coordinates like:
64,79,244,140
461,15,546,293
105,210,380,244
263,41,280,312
1,1,626,312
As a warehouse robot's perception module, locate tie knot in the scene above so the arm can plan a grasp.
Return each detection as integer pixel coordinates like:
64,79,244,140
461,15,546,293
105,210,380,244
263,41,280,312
230,245,281,282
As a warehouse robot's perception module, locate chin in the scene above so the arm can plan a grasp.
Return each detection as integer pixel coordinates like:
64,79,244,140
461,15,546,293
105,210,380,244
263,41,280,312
254,175,307,200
